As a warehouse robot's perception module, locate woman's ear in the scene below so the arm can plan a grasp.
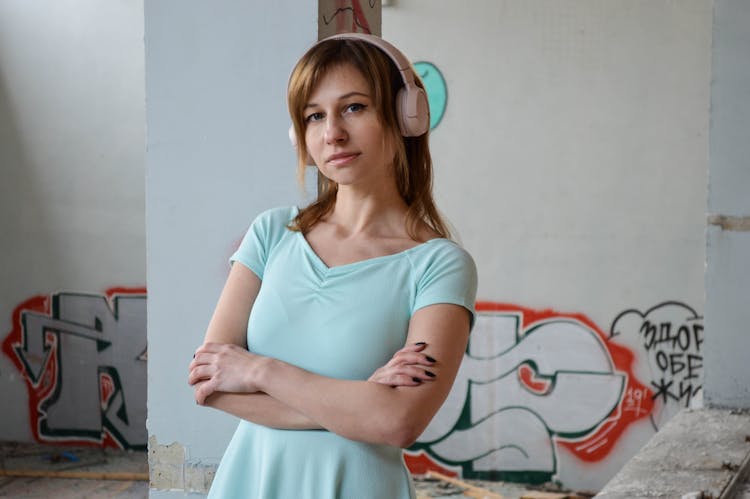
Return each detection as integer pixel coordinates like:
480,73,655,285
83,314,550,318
289,124,314,165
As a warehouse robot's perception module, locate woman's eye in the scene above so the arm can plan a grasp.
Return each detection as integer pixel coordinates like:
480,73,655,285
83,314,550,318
305,112,323,123
345,103,366,113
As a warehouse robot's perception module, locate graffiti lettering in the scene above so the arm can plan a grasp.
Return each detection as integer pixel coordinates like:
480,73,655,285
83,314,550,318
610,301,703,430
403,300,702,488
2,288,147,449
641,321,703,353
622,387,650,417
405,303,648,483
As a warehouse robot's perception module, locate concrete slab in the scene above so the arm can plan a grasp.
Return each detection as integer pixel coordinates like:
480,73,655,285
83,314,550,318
596,408,750,499
413,475,591,499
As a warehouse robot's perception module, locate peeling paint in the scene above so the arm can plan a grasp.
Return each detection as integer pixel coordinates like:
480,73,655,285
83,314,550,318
148,435,216,493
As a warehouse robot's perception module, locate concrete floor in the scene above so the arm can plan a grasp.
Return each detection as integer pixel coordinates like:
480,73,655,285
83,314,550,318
0,441,589,498
0,442,148,498
0,476,147,499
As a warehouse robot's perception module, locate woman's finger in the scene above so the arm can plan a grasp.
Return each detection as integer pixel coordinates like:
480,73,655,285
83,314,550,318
194,379,217,405
384,351,436,368
370,364,436,386
188,364,213,386
391,365,436,381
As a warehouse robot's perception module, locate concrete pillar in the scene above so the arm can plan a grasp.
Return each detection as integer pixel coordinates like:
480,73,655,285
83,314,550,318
704,0,750,409
145,2,316,496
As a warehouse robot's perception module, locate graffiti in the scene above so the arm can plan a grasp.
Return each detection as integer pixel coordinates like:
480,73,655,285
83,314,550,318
321,0,377,35
405,302,654,483
610,301,703,430
404,301,703,485
414,62,447,130
2,288,147,450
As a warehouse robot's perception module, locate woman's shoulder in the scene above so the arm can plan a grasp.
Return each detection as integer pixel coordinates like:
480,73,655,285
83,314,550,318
252,205,299,227
414,237,472,258
243,206,299,250
408,238,476,276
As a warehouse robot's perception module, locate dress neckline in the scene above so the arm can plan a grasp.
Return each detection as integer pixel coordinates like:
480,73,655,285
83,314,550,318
290,207,448,273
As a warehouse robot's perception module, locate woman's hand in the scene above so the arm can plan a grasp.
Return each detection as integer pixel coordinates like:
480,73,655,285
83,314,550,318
189,342,266,405
368,342,437,387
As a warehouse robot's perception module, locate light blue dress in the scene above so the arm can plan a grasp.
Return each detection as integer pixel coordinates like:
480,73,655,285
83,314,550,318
208,206,477,499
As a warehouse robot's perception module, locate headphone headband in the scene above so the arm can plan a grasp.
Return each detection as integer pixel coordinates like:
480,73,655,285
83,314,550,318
313,33,429,138
324,33,418,89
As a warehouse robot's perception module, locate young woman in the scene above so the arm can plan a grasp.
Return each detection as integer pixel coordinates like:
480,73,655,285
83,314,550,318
188,33,477,498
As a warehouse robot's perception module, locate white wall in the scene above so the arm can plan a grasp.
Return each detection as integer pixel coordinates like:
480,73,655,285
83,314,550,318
384,0,711,492
0,0,145,444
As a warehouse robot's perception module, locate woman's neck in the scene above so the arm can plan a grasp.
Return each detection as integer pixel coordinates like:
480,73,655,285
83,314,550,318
327,181,409,238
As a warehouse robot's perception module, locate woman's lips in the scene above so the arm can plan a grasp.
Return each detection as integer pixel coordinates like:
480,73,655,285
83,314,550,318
326,152,360,165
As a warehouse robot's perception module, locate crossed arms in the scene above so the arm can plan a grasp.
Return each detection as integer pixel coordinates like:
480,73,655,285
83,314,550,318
188,262,470,448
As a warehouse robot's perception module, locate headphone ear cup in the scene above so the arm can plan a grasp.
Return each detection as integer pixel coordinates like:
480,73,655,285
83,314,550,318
396,85,430,137
288,124,315,165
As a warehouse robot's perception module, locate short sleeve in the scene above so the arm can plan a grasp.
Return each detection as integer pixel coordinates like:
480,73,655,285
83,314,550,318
229,206,296,280
412,242,479,329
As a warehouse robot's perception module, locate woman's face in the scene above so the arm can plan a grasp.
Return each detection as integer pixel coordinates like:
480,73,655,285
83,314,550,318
303,64,396,189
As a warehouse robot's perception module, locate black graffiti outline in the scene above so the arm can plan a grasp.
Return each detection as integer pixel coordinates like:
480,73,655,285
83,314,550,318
17,292,146,450
610,300,704,432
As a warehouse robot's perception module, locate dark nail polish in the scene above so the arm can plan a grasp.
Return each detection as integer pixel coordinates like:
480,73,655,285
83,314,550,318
415,342,426,346
412,377,422,383
425,356,436,363
425,371,436,378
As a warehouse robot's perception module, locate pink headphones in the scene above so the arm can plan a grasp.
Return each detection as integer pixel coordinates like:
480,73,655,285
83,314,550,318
289,33,430,163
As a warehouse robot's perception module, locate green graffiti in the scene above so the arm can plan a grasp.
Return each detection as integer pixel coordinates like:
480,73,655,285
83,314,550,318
414,62,447,130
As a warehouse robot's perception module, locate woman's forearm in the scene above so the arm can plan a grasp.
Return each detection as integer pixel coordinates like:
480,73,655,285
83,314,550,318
249,305,470,447
204,391,322,430
255,356,441,447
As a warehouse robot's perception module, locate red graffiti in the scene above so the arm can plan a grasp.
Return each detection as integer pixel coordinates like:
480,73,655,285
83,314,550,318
475,302,653,462
2,287,146,449
404,450,459,478
100,372,116,410
324,0,373,34
518,363,552,394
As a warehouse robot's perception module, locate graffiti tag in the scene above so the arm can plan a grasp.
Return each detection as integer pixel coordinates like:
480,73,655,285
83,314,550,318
2,288,147,449
610,301,703,429
405,303,651,483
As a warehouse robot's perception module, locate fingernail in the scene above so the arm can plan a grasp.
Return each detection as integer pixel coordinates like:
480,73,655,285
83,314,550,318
412,377,422,383
425,371,436,378
425,356,436,363
415,342,426,346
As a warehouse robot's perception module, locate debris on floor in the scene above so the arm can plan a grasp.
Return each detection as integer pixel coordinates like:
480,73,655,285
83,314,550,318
0,441,148,498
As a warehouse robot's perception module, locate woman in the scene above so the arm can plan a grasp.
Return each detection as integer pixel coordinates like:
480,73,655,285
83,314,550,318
188,33,477,498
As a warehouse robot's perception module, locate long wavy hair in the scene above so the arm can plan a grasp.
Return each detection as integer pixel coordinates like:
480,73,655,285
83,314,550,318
286,37,450,240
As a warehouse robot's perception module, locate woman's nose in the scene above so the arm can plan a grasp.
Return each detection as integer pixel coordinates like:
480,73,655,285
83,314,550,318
324,118,347,144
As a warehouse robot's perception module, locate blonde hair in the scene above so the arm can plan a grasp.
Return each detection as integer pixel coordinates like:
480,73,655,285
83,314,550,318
286,37,450,240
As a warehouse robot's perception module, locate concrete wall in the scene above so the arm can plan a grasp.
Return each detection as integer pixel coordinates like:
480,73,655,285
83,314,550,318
0,1,146,448
384,0,711,492
144,1,316,495
704,0,750,409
